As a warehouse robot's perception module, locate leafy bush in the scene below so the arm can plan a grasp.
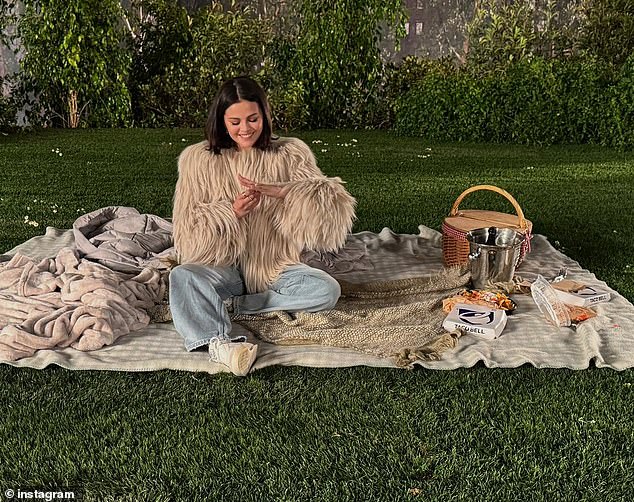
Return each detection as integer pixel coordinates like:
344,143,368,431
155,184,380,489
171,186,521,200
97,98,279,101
126,0,192,126
130,2,270,127
17,0,132,127
466,0,583,73
263,76,309,132
578,0,634,68
265,0,407,129
370,56,454,130
394,69,462,141
394,57,622,146
0,77,17,132
602,54,634,147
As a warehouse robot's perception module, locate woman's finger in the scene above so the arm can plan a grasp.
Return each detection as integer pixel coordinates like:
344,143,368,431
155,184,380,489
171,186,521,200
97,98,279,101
238,174,255,187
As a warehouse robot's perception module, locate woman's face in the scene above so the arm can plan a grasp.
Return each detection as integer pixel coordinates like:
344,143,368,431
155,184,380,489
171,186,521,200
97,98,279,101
224,100,263,150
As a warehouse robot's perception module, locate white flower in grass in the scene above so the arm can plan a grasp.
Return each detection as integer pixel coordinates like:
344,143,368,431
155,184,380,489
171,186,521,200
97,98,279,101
425,147,432,151
352,139,358,143
59,153,63,157
24,215,29,221
312,140,323,144
321,149,328,153
624,382,632,387
53,209,57,213
27,206,30,210
181,138,187,142
526,166,535,170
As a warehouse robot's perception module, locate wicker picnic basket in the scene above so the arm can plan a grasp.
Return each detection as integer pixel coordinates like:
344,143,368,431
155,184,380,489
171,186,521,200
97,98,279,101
442,184,533,268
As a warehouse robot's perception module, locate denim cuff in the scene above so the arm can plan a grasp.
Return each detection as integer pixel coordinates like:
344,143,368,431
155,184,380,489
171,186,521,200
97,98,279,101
185,333,229,352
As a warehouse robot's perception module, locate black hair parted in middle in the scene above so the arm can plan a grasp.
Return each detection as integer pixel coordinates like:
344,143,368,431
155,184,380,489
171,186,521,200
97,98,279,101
205,76,274,154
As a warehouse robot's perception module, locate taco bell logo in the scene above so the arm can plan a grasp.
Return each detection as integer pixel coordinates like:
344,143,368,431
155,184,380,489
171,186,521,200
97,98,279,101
458,308,495,325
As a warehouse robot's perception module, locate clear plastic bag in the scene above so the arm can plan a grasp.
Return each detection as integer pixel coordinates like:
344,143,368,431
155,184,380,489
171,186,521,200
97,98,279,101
530,275,571,327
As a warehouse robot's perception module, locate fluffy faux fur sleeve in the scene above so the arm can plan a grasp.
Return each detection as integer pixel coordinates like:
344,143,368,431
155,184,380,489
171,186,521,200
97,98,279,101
274,138,356,251
172,142,246,265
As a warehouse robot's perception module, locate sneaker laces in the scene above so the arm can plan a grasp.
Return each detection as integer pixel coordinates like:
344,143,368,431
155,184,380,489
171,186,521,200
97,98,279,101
209,336,257,377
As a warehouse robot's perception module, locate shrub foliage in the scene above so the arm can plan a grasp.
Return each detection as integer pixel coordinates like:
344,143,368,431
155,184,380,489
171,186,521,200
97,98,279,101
15,0,132,127
128,0,270,127
264,0,407,129
1,0,633,145
393,57,630,146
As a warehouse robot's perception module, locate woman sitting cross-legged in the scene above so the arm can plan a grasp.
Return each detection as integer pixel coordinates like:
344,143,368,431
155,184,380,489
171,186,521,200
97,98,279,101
169,76,357,376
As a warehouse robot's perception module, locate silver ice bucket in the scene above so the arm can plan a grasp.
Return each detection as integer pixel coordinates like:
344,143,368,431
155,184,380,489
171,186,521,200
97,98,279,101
466,227,525,289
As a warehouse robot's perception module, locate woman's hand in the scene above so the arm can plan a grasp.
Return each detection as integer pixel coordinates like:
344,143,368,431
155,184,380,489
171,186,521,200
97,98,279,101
233,189,261,219
238,174,291,199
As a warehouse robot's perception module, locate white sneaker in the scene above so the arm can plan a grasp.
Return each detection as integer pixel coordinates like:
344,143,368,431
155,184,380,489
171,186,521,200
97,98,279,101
208,337,257,376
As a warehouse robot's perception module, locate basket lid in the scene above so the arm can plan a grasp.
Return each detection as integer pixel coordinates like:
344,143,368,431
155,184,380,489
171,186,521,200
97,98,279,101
444,210,532,233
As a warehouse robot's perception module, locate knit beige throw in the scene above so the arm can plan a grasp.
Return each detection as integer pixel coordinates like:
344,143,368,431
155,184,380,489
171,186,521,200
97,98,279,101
233,266,471,367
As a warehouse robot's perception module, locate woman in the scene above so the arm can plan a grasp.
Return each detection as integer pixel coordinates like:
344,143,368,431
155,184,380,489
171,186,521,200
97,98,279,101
170,76,357,376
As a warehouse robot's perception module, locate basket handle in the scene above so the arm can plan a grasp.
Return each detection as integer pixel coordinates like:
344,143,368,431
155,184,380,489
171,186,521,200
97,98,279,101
450,184,528,230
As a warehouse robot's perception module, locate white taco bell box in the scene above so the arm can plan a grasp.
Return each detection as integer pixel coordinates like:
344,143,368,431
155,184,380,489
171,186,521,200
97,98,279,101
554,286,611,307
443,303,508,339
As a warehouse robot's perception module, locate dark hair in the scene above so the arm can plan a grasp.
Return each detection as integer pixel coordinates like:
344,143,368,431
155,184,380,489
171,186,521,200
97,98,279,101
205,76,273,154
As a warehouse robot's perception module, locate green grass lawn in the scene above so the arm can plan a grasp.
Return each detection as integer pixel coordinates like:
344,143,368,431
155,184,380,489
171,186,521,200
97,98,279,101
1,129,633,501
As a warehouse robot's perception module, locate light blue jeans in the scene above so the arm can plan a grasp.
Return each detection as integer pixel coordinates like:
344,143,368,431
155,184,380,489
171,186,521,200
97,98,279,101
169,263,341,351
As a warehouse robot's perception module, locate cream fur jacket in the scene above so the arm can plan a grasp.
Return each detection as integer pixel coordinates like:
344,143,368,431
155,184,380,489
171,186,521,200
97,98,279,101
172,137,357,293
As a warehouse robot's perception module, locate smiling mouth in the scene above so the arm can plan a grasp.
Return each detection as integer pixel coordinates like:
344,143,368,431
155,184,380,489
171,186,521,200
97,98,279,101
238,133,254,138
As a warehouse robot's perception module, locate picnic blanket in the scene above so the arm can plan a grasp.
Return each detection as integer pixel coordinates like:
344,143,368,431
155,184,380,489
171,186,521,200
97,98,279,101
5,206,461,365
2,216,634,373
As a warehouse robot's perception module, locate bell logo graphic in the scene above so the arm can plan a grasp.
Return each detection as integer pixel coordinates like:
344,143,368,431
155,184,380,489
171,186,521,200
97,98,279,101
458,308,495,325
444,304,508,339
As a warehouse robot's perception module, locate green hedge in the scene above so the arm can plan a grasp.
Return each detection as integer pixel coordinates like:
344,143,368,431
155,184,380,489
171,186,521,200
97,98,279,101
130,1,269,127
394,56,633,147
4,0,634,144
0,74,17,132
